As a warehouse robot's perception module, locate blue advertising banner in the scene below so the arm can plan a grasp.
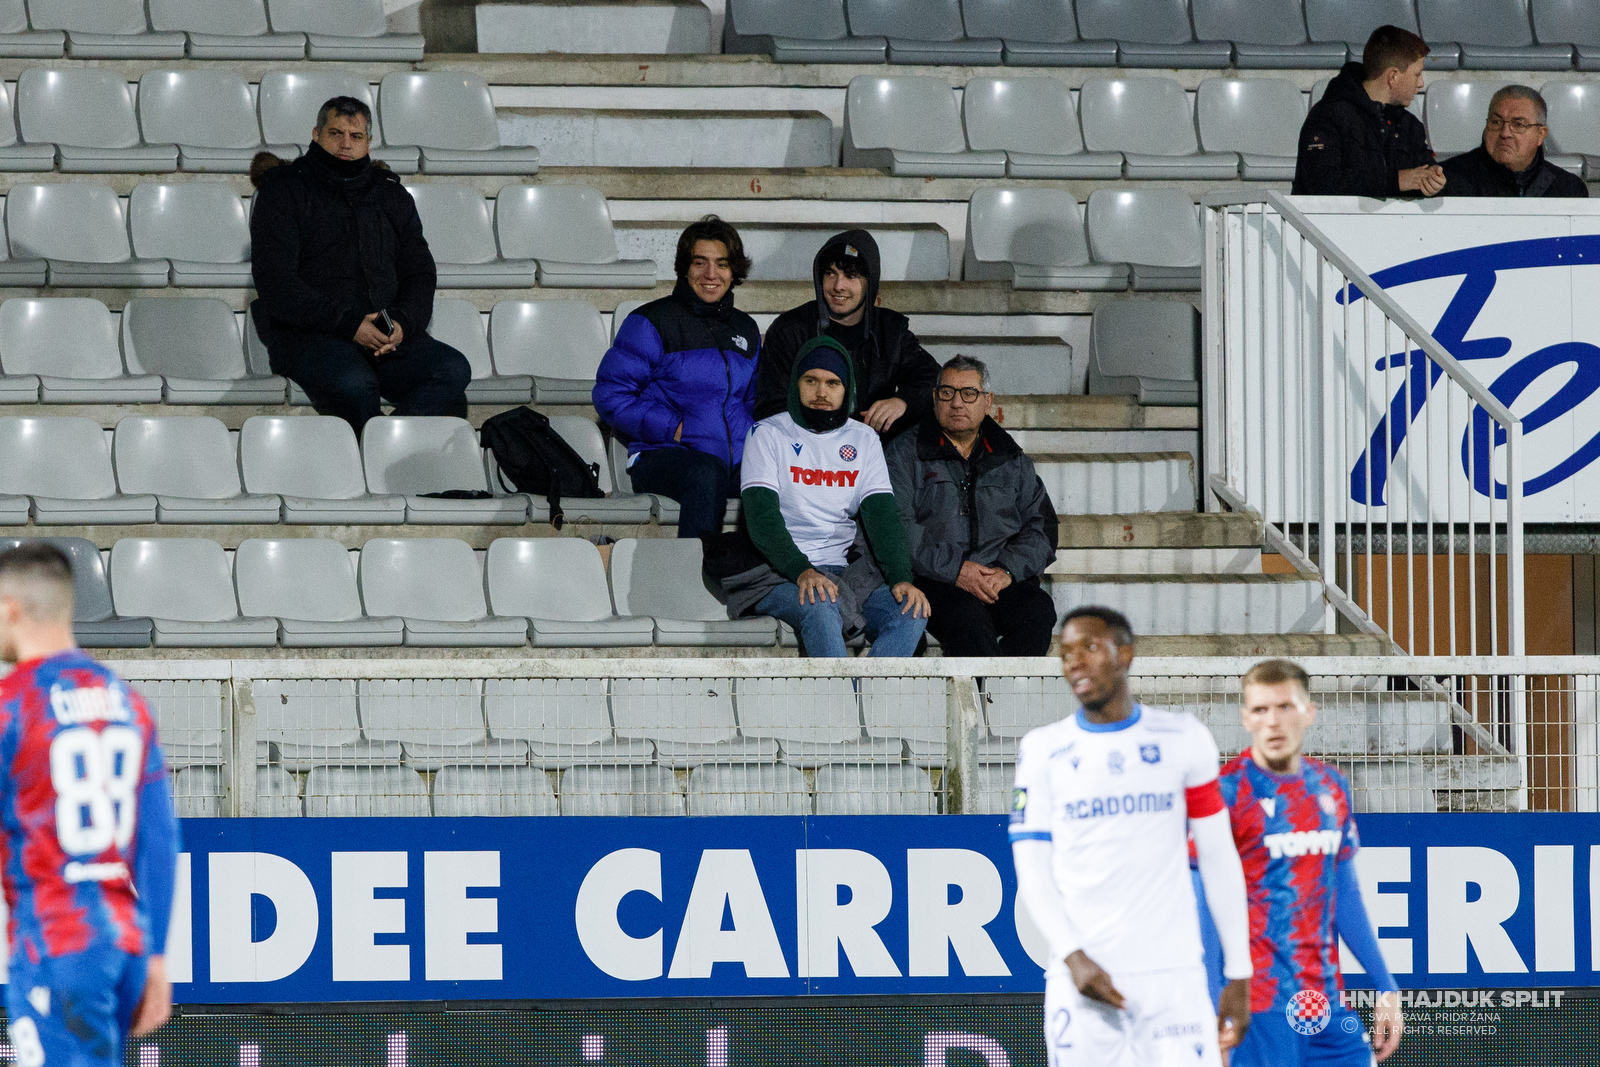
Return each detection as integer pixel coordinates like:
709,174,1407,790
80,813,1600,1002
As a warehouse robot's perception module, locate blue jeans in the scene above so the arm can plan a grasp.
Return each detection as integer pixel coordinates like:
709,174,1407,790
754,566,927,658
628,447,738,540
267,331,472,436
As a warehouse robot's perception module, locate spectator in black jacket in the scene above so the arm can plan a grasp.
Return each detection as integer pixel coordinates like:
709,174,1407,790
1292,25,1445,199
755,230,939,442
1441,86,1589,199
250,96,469,435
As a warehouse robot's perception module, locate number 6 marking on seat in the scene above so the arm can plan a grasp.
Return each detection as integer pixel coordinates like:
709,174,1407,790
49,725,142,855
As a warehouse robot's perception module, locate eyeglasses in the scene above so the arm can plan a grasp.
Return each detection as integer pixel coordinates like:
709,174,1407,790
1486,117,1545,134
935,386,986,403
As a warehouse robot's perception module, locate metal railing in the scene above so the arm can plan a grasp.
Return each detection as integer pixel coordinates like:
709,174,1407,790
1201,192,1525,659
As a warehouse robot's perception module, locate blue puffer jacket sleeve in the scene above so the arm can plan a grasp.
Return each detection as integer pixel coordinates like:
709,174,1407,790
593,313,681,445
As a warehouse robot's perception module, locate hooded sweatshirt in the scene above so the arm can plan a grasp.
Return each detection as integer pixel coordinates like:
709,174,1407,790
754,230,941,440
1291,62,1436,198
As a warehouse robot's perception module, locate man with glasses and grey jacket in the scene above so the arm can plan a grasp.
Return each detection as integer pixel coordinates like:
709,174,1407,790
886,355,1058,657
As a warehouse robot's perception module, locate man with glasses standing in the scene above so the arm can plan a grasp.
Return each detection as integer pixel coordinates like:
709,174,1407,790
1441,85,1588,198
886,355,1058,657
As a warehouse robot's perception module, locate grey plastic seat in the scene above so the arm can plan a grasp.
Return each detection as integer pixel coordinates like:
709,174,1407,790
612,677,774,765
490,300,609,404
609,438,740,527
0,536,151,647
434,767,559,817
1426,80,1515,158
1305,0,1459,69
487,538,655,647
0,417,148,523
267,0,425,61
358,538,528,647
407,185,535,288
922,338,1073,395
148,0,306,59
1197,79,1308,181
964,188,1127,291
1089,300,1200,406
254,766,303,817
359,678,522,769
980,676,1073,761
1086,189,1203,291
123,297,284,404
841,76,1006,177
28,0,185,58
688,764,810,816
485,677,650,767
844,0,1000,65
815,765,937,815
361,416,529,524
236,538,401,647
379,73,540,175
1074,0,1232,68
0,0,62,56
0,298,162,403
973,764,1014,814
0,207,45,288
1079,79,1239,180
962,77,1121,179
737,677,900,767
15,69,176,171
1535,1,1600,71
494,185,656,288
1418,0,1571,71
127,183,252,288
141,678,230,767
861,677,944,765
305,766,431,817
240,416,402,523
256,71,416,173
722,0,885,63
0,81,55,169
428,298,527,404
257,678,398,770
561,765,685,816
537,416,655,523
609,538,778,646
1543,81,1600,176
1191,0,1346,68
112,417,280,524
960,0,1117,66
5,184,169,287
137,70,287,173
108,538,278,647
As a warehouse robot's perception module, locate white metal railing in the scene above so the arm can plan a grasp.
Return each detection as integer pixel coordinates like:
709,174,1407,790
1202,191,1525,659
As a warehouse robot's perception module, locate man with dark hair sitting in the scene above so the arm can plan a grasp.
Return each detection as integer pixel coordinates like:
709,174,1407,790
1441,85,1588,199
250,95,470,435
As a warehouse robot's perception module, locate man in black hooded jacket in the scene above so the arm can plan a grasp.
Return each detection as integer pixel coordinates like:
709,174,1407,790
755,230,940,442
250,96,470,434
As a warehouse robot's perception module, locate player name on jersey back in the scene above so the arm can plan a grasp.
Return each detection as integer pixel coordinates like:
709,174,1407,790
48,683,131,725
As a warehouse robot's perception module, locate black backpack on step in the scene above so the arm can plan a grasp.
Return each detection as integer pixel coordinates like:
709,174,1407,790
479,406,603,529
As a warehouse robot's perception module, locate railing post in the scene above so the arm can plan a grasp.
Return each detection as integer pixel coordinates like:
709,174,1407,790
230,673,257,818
945,676,983,814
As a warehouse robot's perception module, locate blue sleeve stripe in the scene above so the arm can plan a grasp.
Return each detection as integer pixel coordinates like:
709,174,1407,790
1009,830,1052,842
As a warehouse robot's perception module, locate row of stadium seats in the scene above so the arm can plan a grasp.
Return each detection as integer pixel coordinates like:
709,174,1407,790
726,0,1600,71
0,0,420,60
0,69,532,174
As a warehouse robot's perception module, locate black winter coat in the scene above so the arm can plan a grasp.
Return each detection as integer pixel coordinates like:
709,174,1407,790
755,229,940,440
1292,63,1436,198
249,144,437,347
1440,145,1590,199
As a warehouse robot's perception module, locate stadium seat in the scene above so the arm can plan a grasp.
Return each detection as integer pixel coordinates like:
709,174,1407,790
357,538,530,646
1073,0,1232,68
427,298,527,404
485,677,652,766
235,538,402,647
861,677,944,765
0,81,56,169
240,415,406,524
144,678,227,766
28,0,185,58
1543,81,1600,177
304,766,431,817
137,70,287,173
256,678,399,771
107,538,278,646
1191,0,1346,68
494,186,656,288
256,71,417,173
486,539,656,647
359,678,522,769
844,0,1000,65
841,76,1006,177
961,77,1122,179
1426,80,1515,158
1418,0,1572,71
979,676,1072,761
267,0,424,61
361,416,529,524
1078,79,1239,180
1085,189,1203,291
973,764,1013,814
1196,78,1307,181
923,338,1073,395
489,301,608,404
0,298,162,402
737,677,901,766
534,416,657,524
172,768,223,817
0,211,46,287
1088,300,1200,406
608,538,779,646
127,184,253,288
255,766,303,817
959,0,1117,66
0,0,63,57
122,297,286,404
815,765,937,814
611,677,773,764
561,765,686,816
434,766,560,817
112,416,281,523
687,763,811,815
5,184,169,287
0,536,152,647
1304,0,1459,69
722,0,885,63
378,73,540,175
148,0,306,59
15,69,177,171
405,185,536,288
608,439,740,527
1534,0,1600,71
964,188,1128,290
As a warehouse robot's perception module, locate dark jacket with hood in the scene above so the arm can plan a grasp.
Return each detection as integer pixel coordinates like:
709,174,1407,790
1440,144,1590,199
249,145,437,348
592,279,760,469
754,230,940,440
885,415,1058,585
1292,63,1436,198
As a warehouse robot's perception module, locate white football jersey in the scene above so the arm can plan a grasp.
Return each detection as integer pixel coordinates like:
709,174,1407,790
1010,704,1222,978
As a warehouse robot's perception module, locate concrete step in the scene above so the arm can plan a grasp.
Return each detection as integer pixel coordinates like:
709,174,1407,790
1054,511,1261,548
1035,452,1196,514
1050,573,1326,635
1343,757,1524,813
616,220,949,281
499,107,833,168
1049,547,1261,575
474,1,714,55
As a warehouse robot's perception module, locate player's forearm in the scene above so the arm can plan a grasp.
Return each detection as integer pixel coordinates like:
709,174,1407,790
1191,810,1253,981
135,774,181,952
1010,839,1084,963
1335,858,1399,993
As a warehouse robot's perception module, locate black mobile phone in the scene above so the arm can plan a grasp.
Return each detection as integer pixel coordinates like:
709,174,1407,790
376,309,395,334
